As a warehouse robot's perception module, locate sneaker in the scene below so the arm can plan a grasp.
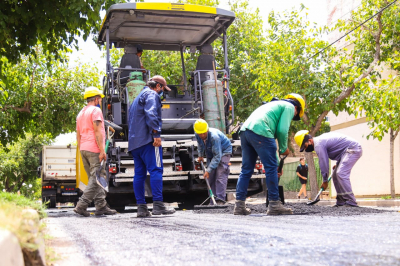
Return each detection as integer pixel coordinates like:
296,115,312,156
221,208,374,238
304,196,308,199
297,195,300,199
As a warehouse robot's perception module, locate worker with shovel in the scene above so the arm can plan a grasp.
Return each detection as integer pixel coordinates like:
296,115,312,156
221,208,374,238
194,119,232,205
294,131,362,207
128,75,176,217
74,87,117,217
234,94,305,215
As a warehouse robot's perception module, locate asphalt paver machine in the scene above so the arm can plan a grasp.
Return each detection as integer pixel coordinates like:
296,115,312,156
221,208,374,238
94,2,264,210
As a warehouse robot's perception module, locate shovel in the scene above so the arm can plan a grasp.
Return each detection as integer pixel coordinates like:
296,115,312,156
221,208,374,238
307,176,332,205
194,161,228,210
96,120,122,192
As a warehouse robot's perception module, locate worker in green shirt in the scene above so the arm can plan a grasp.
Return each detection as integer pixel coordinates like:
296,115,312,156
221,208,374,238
234,94,305,215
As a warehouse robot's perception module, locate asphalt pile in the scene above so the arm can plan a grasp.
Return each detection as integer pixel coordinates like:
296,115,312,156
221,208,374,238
194,202,389,216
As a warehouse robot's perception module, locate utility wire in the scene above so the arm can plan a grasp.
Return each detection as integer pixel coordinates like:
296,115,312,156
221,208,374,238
310,0,399,59
239,0,399,101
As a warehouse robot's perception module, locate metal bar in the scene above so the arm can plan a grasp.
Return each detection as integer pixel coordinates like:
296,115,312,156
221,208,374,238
180,46,187,91
106,28,110,73
111,21,217,33
226,85,234,130
197,72,204,113
223,28,229,72
200,21,227,47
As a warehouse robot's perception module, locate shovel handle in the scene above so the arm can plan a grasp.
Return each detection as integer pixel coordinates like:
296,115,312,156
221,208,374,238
201,161,216,205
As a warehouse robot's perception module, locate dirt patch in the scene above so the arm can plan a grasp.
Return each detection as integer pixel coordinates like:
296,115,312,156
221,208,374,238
194,203,390,216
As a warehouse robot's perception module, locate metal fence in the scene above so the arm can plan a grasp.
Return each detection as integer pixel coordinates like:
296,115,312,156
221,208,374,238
279,158,329,192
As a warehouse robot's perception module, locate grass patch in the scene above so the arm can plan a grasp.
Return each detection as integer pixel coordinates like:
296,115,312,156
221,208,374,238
0,192,47,263
0,192,46,218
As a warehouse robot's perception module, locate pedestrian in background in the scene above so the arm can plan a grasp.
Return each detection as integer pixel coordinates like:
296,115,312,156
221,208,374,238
296,158,308,199
74,87,117,217
194,119,232,205
128,75,176,217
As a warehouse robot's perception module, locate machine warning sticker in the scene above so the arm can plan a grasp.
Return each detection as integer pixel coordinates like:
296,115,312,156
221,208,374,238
162,104,170,109
68,159,75,163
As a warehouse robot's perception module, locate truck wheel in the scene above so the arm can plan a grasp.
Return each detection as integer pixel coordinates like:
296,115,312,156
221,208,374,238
49,196,56,208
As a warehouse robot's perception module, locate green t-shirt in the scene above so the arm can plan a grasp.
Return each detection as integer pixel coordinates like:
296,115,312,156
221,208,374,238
240,101,294,154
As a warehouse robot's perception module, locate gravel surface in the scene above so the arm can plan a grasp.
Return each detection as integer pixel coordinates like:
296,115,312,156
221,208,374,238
194,203,390,216
46,204,400,266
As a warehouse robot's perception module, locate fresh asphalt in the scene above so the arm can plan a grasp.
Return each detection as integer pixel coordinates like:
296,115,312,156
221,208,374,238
45,204,400,266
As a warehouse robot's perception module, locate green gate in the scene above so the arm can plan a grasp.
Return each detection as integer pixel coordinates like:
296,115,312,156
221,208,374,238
279,158,330,192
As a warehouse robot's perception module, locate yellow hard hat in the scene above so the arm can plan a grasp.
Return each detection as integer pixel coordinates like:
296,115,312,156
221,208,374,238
194,119,208,134
84,86,105,100
294,130,310,152
284,93,305,120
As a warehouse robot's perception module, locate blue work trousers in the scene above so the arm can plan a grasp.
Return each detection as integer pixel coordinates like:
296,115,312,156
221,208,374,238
130,142,163,204
236,130,279,201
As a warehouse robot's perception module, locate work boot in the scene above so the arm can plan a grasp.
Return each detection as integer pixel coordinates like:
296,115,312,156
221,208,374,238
233,200,251,215
137,204,152,218
267,200,293,215
152,201,176,215
216,200,226,206
74,202,90,217
95,205,117,215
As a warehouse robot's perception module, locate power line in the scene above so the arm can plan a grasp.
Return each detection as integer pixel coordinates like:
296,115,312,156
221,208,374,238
310,0,399,59
238,0,399,101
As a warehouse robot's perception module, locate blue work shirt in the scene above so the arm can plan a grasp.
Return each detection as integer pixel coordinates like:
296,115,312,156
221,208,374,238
196,128,232,173
314,132,361,182
128,87,162,151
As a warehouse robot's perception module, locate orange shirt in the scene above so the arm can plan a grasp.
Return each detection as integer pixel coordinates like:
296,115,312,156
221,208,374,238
76,106,105,153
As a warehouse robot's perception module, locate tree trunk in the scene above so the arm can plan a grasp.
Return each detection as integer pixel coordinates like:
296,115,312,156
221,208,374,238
305,152,319,198
390,129,395,199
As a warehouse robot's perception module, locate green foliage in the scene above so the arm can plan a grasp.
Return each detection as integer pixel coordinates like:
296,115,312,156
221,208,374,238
342,0,400,141
225,0,267,121
0,46,100,145
0,191,46,218
0,0,122,69
0,134,51,198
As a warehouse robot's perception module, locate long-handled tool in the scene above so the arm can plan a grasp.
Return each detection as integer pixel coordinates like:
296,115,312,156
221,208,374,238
96,120,123,192
307,176,332,205
266,155,287,207
193,161,229,210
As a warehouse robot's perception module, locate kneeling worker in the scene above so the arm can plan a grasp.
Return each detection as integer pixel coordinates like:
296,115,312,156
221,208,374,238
294,130,362,207
194,119,232,204
235,94,305,215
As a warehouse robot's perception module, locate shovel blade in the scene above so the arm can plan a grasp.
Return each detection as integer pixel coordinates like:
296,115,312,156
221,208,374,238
307,198,320,205
96,176,109,192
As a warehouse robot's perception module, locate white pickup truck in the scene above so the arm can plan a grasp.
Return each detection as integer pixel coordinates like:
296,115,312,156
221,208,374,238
40,145,80,208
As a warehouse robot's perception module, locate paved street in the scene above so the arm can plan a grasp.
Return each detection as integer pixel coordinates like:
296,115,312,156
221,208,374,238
45,204,400,266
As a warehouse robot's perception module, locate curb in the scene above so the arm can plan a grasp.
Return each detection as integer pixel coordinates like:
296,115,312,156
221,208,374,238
0,229,24,266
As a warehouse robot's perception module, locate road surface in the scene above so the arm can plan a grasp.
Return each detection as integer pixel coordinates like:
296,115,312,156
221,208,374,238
45,204,400,266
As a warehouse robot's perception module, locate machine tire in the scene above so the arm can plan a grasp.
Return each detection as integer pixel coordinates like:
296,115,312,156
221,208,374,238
49,196,56,208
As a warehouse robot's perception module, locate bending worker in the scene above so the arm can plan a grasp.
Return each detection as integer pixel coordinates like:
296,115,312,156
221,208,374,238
128,75,176,217
74,87,117,217
234,94,305,215
194,119,232,204
294,130,362,207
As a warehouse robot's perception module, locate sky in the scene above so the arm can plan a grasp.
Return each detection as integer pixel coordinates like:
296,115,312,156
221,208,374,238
54,0,328,145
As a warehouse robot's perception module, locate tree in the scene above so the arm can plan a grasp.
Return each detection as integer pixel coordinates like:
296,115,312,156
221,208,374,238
0,134,51,197
249,1,389,197
0,46,100,145
343,0,400,198
0,0,122,70
356,79,400,198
